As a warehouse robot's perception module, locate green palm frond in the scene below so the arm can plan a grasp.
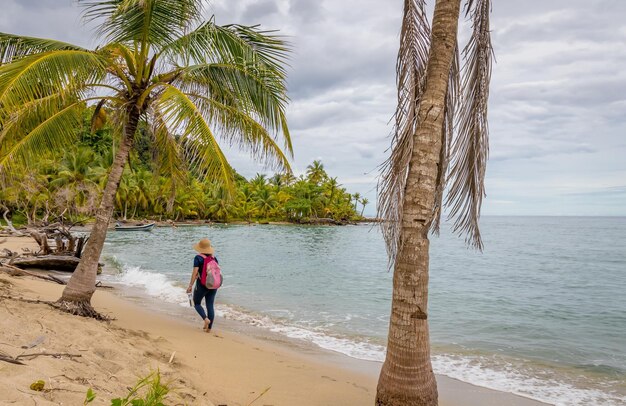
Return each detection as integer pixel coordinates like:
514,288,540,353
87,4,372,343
222,24,290,75
187,92,291,173
164,20,289,76
176,63,291,154
162,20,292,154
80,0,203,49
149,106,187,183
446,0,493,249
0,50,106,108
0,102,84,176
0,33,86,64
97,41,138,77
0,90,93,147
154,85,234,193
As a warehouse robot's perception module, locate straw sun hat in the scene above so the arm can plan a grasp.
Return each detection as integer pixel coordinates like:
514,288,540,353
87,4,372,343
193,238,215,255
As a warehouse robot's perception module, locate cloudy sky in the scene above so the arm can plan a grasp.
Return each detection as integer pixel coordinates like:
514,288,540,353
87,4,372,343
1,0,625,216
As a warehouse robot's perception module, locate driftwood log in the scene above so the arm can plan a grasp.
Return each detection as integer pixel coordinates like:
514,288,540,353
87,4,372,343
30,232,52,255
8,256,103,274
9,255,80,272
1,208,25,236
29,229,87,257
0,264,66,284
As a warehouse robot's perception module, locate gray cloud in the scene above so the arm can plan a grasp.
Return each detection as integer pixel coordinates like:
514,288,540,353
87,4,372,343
2,0,625,215
241,0,280,23
288,0,326,24
565,186,626,197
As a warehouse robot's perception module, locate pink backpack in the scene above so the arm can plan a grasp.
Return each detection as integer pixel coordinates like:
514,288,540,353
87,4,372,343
199,254,223,289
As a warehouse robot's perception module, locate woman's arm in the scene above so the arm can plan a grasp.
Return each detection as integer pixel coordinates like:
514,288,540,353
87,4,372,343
187,267,199,293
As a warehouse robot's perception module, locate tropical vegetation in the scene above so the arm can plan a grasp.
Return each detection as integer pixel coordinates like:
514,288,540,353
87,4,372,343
0,128,366,224
0,0,294,317
376,0,493,405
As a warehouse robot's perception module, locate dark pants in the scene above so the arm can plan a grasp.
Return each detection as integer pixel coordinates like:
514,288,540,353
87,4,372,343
193,283,217,329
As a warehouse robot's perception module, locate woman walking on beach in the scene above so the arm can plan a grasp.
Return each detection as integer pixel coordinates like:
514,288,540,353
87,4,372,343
187,238,221,332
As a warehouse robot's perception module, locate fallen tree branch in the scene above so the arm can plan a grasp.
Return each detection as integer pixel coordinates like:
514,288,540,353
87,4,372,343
0,294,57,307
0,265,66,285
1,208,24,236
9,255,80,272
1,248,17,258
16,352,82,361
0,354,25,365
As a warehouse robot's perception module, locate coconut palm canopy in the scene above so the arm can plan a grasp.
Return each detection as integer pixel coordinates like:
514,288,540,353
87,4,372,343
0,0,293,316
0,0,292,190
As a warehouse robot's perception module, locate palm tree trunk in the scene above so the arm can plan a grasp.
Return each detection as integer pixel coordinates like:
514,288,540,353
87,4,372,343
42,204,49,223
58,109,140,317
376,1,461,405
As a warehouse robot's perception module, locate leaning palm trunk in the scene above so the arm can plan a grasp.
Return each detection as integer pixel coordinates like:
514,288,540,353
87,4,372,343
0,0,293,318
376,0,462,405
58,110,138,317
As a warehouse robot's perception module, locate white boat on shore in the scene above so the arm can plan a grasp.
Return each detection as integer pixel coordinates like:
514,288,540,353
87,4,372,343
114,222,155,231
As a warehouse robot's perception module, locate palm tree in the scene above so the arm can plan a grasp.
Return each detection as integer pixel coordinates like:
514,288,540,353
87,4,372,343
352,192,361,211
254,187,277,218
50,147,103,216
236,183,257,221
359,197,369,217
280,172,297,187
306,159,326,185
250,173,268,192
376,0,493,404
205,183,233,221
172,179,202,221
114,169,133,220
129,168,154,218
0,0,292,317
268,173,283,190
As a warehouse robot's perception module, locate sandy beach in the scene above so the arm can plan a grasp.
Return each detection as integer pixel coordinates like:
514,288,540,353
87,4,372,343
0,236,548,406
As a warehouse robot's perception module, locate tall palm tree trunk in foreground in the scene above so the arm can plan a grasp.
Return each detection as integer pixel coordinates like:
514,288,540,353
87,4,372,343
376,0,461,405
58,109,139,317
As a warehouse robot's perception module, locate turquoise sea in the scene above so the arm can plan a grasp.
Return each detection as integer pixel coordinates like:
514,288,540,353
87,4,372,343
101,216,626,406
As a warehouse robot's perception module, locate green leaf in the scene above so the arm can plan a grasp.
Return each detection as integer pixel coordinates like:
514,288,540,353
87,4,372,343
0,32,86,64
80,0,204,49
84,387,97,404
154,85,235,194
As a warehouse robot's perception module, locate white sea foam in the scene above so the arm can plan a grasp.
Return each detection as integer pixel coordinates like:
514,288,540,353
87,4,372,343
432,354,626,406
216,304,386,362
108,265,625,406
111,265,188,306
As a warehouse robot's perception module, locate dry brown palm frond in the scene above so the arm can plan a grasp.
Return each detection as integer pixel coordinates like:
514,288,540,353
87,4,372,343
377,0,431,266
445,0,493,250
431,46,460,235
